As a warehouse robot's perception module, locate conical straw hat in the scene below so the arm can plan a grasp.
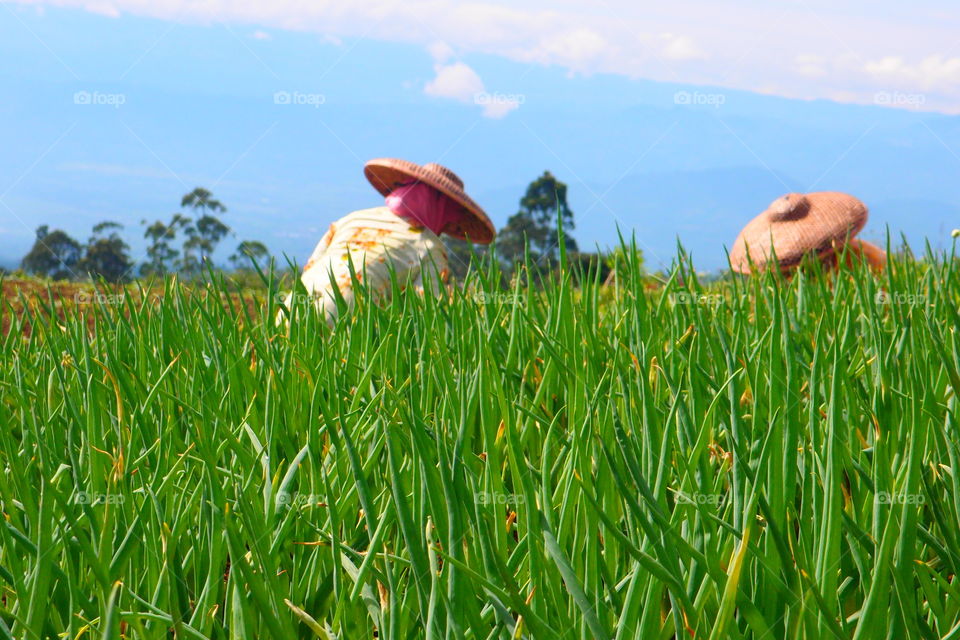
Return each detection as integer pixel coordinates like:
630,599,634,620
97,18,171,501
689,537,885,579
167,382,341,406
729,192,868,273
364,158,495,244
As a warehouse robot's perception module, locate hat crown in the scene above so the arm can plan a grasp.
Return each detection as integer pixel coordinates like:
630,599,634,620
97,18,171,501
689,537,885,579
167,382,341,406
766,193,810,221
423,163,464,190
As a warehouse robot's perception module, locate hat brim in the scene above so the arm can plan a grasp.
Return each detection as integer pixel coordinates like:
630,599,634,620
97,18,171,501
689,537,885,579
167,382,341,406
729,192,868,274
364,159,495,244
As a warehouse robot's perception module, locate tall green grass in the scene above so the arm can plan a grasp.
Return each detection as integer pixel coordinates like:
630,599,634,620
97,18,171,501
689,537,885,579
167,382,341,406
1,244,959,639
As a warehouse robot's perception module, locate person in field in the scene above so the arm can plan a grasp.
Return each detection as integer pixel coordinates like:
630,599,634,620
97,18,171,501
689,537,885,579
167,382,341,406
285,158,495,324
729,191,887,274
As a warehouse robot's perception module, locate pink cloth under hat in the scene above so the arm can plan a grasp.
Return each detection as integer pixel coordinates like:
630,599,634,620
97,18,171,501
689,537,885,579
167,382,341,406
386,182,464,237
365,159,495,243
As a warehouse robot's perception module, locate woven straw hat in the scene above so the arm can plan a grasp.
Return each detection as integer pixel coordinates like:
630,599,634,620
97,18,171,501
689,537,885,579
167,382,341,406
364,158,495,244
729,192,868,273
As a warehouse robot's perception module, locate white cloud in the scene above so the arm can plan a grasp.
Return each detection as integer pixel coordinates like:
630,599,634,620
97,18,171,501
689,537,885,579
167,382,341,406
795,54,826,78
252,30,272,40
81,1,119,18
11,0,645,78
428,41,455,63
13,0,960,113
865,56,907,77
424,62,484,103
660,34,704,61
518,28,610,73
864,54,960,89
423,39,518,119
480,98,519,119
423,61,519,119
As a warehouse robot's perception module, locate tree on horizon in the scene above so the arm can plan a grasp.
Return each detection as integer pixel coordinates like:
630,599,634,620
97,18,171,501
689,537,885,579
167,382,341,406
229,240,270,271
79,221,134,283
142,187,231,277
179,187,230,274
20,225,83,280
497,171,578,271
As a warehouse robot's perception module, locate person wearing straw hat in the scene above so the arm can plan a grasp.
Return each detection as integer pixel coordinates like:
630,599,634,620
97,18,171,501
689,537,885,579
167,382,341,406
283,158,495,324
729,191,887,274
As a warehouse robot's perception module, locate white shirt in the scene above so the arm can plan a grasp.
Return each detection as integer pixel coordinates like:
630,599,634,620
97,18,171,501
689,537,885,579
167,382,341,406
290,207,450,323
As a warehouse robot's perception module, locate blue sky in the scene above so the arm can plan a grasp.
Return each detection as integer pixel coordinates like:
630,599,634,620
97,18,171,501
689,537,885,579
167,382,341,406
2,1,960,270
7,0,959,111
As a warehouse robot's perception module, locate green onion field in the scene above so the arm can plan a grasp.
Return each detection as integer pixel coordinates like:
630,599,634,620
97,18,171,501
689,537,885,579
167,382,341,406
2,249,959,639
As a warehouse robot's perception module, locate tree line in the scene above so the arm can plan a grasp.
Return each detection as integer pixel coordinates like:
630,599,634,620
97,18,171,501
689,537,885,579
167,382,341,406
17,173,637,282
19,187,268,282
